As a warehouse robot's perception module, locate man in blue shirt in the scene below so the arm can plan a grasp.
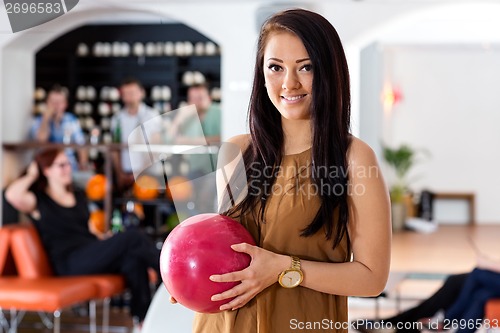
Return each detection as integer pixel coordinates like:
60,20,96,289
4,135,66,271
30,85,88,170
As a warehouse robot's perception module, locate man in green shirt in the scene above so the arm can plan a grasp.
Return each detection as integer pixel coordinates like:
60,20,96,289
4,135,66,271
168,83,221,213
171,83,221,146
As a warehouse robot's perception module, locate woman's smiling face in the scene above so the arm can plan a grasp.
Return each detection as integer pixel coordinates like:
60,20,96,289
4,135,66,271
263,31,313,120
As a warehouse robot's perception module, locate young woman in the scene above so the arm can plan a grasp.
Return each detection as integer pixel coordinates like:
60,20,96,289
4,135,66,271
5,148,160,326
188,8,391,333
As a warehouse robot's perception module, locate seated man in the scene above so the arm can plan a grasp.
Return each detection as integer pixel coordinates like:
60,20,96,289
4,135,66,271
110,78,161,191
30,84,88,170
168,83,221,213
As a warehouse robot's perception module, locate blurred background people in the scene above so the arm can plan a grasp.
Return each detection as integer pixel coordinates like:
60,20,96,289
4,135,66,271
110,78,160,191
4,147,160,329
356,273,469,333
169,83,221,146
443,255,500,333
357,254,500,333
167,83,222,214
30,84,88,170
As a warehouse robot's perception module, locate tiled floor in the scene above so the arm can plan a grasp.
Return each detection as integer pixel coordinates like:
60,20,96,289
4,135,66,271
2,305,134,333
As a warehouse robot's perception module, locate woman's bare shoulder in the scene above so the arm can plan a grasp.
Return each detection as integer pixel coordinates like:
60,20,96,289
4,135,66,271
347,136,378,166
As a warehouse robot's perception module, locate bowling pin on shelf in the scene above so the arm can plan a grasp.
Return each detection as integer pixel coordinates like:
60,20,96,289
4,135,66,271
155,42,164,56
211,87,222,101
102,43,112,57
182,72,195,86
151,86,162,101
108,87,120,102
121,42,130,57
112,42,122,57
175,41,185,57
164,42,174,56
205,42,217,56
161,86,171,101
192,71,205,84
76,86,87,101
98,103,111,117
100,86,110,101
146,42,156,57
194,42,205,56
34,87,46,101
86,86,96,101
76,43,89,57
93,42,104,57
184,42,194,56
83,102,93,115
133,42,145,57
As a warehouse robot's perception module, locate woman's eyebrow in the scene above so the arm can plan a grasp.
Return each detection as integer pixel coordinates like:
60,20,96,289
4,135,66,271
266,57,310,63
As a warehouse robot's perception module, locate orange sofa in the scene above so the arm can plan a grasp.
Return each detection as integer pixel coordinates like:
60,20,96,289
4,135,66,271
485,299,500,330
8,224,126,333
0,226,98,333
0,224,127,333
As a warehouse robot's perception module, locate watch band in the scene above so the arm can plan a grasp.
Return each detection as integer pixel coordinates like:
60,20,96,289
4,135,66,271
291,256,301,270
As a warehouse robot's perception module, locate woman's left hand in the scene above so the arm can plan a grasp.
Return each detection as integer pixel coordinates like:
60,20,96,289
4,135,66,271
209,243,289,311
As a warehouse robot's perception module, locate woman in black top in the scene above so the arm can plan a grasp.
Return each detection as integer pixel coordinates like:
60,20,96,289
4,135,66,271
5,147,160,326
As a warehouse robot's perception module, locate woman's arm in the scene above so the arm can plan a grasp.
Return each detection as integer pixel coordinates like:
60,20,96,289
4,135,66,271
4,162,38,214
210,137,392,310
299,138,392,296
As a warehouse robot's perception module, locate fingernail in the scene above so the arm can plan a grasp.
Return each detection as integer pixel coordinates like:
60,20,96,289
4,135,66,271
209,276,215,281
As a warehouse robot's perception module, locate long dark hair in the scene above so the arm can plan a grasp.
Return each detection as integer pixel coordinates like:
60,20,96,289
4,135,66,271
225,9,352,251
30,148,71,192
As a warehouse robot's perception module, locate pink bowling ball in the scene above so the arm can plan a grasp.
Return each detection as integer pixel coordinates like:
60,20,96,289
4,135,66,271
160,213,255,313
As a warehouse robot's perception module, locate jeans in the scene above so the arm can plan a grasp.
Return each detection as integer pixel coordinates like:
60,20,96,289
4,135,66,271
445,268,500,333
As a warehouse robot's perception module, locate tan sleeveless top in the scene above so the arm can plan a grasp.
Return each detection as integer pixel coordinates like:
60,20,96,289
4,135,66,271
192,148,349,333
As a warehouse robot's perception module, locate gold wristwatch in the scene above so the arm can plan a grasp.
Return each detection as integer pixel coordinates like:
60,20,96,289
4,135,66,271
278,256,303,288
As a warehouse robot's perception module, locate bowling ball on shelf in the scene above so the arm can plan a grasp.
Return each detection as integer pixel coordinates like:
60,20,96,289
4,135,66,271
89,210,106,233
133,175,160,200
86,174,107,201
160,213,255,313
166,176,193,202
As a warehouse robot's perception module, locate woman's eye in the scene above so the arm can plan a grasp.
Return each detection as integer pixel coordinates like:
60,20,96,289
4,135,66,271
300,64,313,72
268,64,282,72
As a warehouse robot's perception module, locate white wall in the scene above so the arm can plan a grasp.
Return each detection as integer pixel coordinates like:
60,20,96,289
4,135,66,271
384,45,500,224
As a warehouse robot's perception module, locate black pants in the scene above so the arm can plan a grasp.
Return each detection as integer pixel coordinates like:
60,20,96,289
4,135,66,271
387,273,469,332
60,230,161,321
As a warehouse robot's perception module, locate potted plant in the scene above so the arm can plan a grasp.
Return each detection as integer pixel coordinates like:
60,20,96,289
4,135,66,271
382,144,417,231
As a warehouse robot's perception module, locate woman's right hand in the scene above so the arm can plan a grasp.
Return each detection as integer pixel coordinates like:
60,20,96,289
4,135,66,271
170,296,177,304
27,161,39,180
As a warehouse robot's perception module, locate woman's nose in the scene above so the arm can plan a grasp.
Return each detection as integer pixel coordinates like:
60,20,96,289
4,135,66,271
282,71,301,90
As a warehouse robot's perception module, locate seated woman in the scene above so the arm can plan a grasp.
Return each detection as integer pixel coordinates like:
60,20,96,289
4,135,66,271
5,147,160,328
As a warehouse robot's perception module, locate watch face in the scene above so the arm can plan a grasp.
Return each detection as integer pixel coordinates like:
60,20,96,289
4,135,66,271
282,270,303,288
